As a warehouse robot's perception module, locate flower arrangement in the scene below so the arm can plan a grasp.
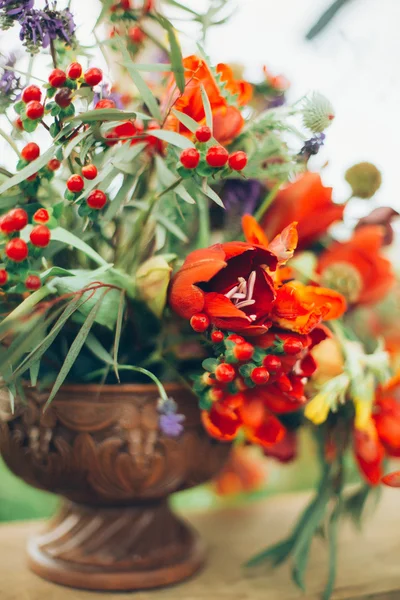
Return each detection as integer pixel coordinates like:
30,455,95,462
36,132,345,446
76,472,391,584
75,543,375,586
0,1,399,598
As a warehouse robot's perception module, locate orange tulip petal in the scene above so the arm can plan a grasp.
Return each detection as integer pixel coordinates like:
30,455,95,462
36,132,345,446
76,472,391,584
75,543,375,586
245,414,286,448
242,214,269,247
201,405,241,441
268,222,299,265
382,471,400,487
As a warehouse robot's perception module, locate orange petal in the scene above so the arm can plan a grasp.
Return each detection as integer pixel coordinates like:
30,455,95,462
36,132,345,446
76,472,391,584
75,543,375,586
242,214,269,247
268,222,298,265
201,405,241,441
382,471,400,487
245,414,286,448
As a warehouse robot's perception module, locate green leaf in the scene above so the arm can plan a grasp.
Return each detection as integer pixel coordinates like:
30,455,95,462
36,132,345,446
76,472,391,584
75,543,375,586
155,156,195,204
200,83,213,131
156,213,188,243
45,291,107,407
132,63,172,72
85,333,114,365
147,129,195,149
203,183,225,208
64,128,92,158
116,38,162,122
49,227,110,266
322,499,342,600
113,291,125,380
29,361,40,387
66,108,139,124
22,119,39,133
171,109,199,133
103,175,137,222
155,14,185,93
14,100,25,115
40,266,74,282
202,358,218,372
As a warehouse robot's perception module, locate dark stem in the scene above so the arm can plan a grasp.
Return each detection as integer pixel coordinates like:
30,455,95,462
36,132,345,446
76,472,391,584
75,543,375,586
49,39,57,69
40,120,50,132
305,0,354,40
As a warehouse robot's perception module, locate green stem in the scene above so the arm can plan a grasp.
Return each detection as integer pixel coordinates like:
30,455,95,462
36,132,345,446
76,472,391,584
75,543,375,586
254,180,282,223
49,39,57,69
0,285,52,333
0,129,20,158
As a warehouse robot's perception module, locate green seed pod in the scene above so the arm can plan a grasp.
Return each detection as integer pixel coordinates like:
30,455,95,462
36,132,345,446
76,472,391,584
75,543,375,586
345,162,382,199
302,92,335,133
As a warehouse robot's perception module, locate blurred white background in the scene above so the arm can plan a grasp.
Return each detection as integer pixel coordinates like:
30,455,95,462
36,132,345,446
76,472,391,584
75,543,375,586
1,0,400,221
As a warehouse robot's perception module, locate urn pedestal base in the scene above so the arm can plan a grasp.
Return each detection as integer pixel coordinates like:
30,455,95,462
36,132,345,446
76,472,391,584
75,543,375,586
27,501,205,591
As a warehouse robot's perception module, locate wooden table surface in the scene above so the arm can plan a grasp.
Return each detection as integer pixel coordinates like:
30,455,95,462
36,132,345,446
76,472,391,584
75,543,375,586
1,488,400,600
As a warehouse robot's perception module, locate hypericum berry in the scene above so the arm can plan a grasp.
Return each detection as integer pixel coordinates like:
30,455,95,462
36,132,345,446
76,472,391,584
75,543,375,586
283,337,304,355
48,69,67,88
195,126,212,143
228,151,248,171
227,334,245,345
15,117,23,130
95,99,115,110
84,68,103,87
86,189,107,210
82,164,98,180
47,158,61,171
190,313,210,333
128,26,145,44
0,269,8,285
25,101,44,120
66,62,82,80
25,275,41,290
215,363,236,383
206,146,229,168
113,121,137,139
54,87,73,108
233,342,254,362
211,330,224,344
21,142,40,162
30,225,51,247
27,173,38,181
263,355,282,373
251,367,270,385
180,148,200,169
33,208,50,224
1,208,29,234
202,372,214,386
67,174,84,193
5,238,28,262
22,85,41,103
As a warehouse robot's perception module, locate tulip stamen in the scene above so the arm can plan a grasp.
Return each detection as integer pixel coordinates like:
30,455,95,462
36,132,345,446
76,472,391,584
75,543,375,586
225,270,257,312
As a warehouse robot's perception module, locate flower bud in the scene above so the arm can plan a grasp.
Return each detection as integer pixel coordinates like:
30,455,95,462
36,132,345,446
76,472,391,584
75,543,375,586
136,256,172,317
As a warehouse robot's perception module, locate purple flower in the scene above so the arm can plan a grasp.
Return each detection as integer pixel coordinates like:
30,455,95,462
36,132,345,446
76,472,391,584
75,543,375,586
221,179,265,215
266,93,286,109
300,133,326,157
157,396,185,437
93,85,124,109
0,53,20,109
0,0,34,20
159,413,185,437
18,2,76,53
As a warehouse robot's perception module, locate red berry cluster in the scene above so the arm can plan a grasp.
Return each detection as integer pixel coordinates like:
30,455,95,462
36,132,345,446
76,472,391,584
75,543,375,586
15,85,44,131
16,144,61,196
0,207,53,292
179,127,248,177
192,328,317,427
65,166,107,215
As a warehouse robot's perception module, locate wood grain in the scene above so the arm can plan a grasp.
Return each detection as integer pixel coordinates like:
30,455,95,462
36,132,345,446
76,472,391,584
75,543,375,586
1,487,400,600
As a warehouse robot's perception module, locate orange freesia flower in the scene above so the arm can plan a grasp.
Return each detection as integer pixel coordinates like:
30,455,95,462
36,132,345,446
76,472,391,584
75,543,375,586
373,391,400,457
169,215,346,336
213,446,266,496
318,226,395,305
354,427,385,486
162,55,252,145
262,172,345,249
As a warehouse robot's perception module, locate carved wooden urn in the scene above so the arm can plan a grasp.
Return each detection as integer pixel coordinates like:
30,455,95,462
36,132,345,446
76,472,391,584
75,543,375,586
0,383,231,591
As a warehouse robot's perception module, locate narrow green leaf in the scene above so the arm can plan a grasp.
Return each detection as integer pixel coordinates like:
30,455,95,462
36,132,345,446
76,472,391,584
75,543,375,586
11,296,84,380
0,146,55,194
155,14,185,93
116,38,162,122
50,227,109,266
155,156,195,204
147,129,194,149
163,0,198,15
322,500,342,600
85,333,114,365
203,183,225,208
45,291,107,407
200,83,213,131
131,63,172,72
113,291,125,380
156,213,188,242
64,128,92,158
171,109,198,133
29,361,40,387
66,108,139,124
114,365,168,401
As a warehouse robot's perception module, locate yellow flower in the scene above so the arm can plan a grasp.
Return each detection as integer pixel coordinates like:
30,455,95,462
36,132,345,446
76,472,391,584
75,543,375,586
305,373,350,426
353,372,375,435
